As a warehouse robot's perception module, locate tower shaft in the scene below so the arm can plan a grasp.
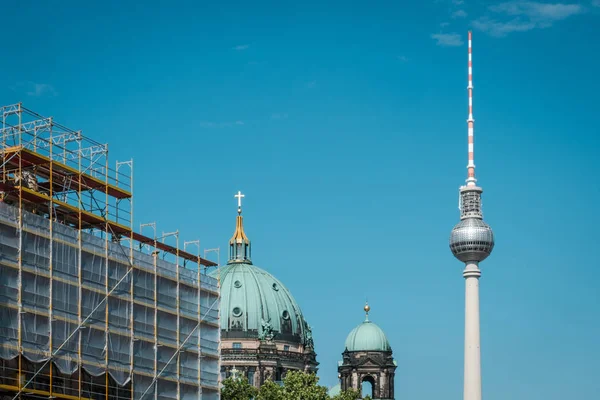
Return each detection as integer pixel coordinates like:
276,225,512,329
464,263,482,400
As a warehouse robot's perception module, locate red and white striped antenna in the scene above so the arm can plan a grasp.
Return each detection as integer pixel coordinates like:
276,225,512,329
466,31,476,187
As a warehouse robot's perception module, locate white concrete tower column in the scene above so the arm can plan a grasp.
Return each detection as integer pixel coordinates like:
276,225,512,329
463,263,481,400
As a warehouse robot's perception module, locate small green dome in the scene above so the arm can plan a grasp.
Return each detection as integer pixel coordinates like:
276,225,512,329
345,319,391,352
328,384,341,397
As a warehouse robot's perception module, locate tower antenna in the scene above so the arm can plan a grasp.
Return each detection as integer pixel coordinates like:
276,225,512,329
466,30,476,187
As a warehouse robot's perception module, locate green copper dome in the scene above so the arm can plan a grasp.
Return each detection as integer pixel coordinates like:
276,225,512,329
344,305,391,352
211,262,311,344
210,194,314,346
211,263,306,343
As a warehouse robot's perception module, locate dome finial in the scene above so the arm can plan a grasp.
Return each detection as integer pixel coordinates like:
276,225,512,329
228,191,252,264
364,301,370,321
235,190,245,215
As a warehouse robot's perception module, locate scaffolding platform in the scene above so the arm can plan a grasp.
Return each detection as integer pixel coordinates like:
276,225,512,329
2,145,132,199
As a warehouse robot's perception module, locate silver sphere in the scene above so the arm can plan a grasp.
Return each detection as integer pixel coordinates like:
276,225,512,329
449,218,494,263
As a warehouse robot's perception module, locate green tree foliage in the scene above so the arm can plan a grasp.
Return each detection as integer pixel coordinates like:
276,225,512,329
221,377,258,400
255,379,283,400
330,388,362,400
279,370,329,400
221,370,366,400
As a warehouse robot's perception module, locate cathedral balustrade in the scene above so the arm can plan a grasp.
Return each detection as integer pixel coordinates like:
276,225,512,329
222,348,309,363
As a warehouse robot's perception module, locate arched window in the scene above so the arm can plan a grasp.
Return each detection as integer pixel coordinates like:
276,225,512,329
361,375,375,398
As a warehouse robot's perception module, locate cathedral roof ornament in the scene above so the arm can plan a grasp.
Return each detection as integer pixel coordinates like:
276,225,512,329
235,190,245,214
228,191,251,264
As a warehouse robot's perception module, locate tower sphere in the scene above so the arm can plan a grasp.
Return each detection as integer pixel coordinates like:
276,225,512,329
449,218,495,263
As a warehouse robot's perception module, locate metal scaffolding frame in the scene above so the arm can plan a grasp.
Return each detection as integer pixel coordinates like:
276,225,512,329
202,248,221,390
0,103,221,400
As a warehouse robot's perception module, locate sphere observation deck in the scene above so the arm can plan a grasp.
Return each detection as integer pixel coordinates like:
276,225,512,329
449,217,494,263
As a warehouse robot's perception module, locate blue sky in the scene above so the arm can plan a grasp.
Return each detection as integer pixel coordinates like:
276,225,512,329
2,1,600,399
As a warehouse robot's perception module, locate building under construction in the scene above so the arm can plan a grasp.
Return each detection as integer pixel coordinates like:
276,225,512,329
0,104,221,399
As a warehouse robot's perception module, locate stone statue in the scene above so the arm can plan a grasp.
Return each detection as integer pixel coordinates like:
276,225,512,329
259,317,275,341
264,369,273,381
304,322,314,348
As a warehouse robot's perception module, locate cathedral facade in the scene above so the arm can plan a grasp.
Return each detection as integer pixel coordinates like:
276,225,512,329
212,193,395,398
210,194,318,386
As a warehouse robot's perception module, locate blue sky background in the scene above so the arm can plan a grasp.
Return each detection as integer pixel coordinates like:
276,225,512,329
2,1,600,399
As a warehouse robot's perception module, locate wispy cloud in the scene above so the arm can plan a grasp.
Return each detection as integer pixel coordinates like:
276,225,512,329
11,81,57,97
491,1,582,19
431,32,464,46
472,17,536,35
439,1,467,29
29,83,56,97
271,113,288,120
591,0,600,7
473,1,584,37
397,55,409,62
306,81,317,89
199,121,244,128
232,44,249,51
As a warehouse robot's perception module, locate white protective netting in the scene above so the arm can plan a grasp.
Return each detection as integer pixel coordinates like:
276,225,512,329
0,202,220,399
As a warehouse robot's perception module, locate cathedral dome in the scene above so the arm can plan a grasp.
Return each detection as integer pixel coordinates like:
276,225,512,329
212,262,309,344
344,304,391,352
209,192,313,346
214,192,318,384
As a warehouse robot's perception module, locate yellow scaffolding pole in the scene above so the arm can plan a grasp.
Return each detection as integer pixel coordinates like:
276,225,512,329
130,163,134,400
197,252,202,400
0,383,93,400
104,144,109,400
153,230,157,400
140,221,158,400
130,167,134,400
175,232,181,400
77,130,83,399
48,117,54,399
117,160,135,400
184,240,201,400
161,229,180,398
16,103,22,400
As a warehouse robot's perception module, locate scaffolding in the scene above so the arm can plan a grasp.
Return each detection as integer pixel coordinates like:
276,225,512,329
0,103,221,399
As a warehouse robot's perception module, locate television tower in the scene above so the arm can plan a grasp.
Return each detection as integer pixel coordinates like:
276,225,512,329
449,31,495,400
